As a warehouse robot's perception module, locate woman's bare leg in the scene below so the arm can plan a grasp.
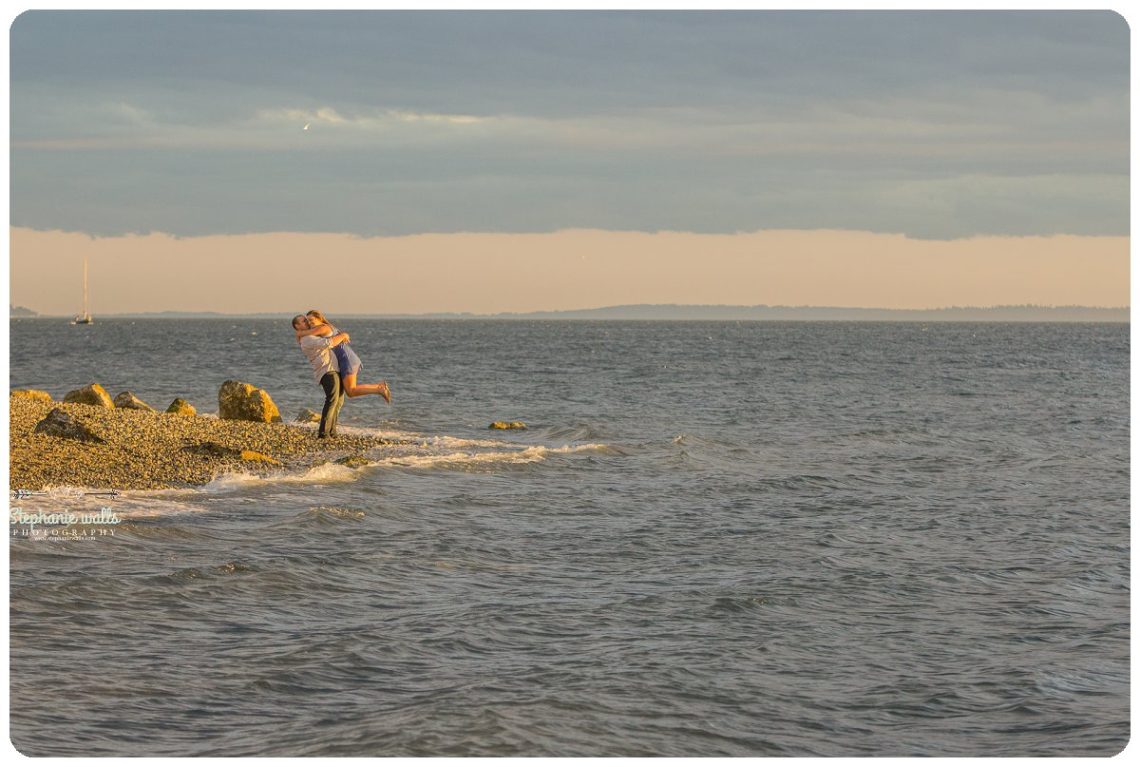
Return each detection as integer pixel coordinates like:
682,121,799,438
341,373,391,403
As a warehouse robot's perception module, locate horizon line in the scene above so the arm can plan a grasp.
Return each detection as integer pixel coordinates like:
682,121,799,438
8,225,1131,244
10,302,1130,320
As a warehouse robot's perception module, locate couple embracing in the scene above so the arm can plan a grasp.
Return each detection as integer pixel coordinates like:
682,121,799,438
293,310,391,438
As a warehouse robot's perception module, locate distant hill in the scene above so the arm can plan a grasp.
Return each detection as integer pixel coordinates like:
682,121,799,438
479,304,1130,322
9,305,38,317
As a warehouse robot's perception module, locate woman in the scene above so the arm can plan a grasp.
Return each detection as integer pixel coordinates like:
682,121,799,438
295,310,392,403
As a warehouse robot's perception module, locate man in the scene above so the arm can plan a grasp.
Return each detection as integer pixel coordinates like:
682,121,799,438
292,314,351,438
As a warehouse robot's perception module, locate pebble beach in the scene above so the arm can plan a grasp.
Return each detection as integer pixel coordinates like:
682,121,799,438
8,393,394,491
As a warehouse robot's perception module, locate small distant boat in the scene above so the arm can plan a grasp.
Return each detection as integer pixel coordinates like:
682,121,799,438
71,254,93,325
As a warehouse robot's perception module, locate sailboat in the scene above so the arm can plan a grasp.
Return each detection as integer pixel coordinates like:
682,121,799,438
71,254,93,325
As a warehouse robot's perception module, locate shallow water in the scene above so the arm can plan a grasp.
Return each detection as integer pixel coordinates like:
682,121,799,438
8,319,1130,756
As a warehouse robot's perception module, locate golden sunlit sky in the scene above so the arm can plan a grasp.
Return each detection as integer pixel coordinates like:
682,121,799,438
6,8,1130,315
10,228,1129,317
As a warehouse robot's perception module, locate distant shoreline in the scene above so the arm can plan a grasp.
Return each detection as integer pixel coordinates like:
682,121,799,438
10,304,1130,322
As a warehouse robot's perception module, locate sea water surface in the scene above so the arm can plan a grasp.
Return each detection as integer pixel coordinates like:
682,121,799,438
7,319,1130,756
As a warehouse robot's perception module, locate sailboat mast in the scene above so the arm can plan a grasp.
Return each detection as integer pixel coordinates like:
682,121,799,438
83,254,88,317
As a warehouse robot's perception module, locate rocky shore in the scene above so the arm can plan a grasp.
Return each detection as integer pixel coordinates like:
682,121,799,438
9,385,395,491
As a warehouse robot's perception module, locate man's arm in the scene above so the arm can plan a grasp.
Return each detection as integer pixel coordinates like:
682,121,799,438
299,331,348,351
299,334,332,352
295,324,333,340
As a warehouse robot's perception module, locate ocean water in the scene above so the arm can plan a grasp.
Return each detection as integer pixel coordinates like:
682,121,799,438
7,319,1130,756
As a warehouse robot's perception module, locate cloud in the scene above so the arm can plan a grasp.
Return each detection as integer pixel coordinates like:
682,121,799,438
8,10,1128,239
12,100,500,151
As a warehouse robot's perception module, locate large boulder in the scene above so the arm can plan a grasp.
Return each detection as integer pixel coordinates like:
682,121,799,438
33,408,105,443
165,398,197,416
62,383,114,409
11,389,53,404
218,380,281,423
113,391,155,411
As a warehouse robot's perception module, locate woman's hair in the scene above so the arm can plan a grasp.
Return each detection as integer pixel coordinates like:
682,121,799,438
306,309,329,325
291,314,308,330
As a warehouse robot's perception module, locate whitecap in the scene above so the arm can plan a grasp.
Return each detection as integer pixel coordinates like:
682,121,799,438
377,442,619,470
200,461,360,492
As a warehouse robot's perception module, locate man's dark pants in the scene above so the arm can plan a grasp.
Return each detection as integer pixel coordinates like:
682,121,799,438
318,372,345,437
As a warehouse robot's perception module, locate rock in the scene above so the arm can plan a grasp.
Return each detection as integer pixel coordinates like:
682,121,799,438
62,383,114,409
181,443,280,467
489,421,527,430
295,408,321,424
165,398,197,416
240,450,281,466
33,408,105,443
334,455,371,469
218,380,281,423
113,391,155,411
11,389,52,404
181,441,241,458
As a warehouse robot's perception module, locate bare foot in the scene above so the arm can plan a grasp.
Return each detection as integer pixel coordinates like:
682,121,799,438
378,381,391,404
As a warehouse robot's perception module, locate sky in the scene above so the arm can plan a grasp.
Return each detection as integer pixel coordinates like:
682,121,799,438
6,9,1131,314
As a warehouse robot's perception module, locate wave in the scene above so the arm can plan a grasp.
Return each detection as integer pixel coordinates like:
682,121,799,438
200,461,361,492
9,462,373,514
194,441,619,489
10,485,168,515
540,424,610,442
373,442,618,470
9,485,212,522
335,423,514,449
